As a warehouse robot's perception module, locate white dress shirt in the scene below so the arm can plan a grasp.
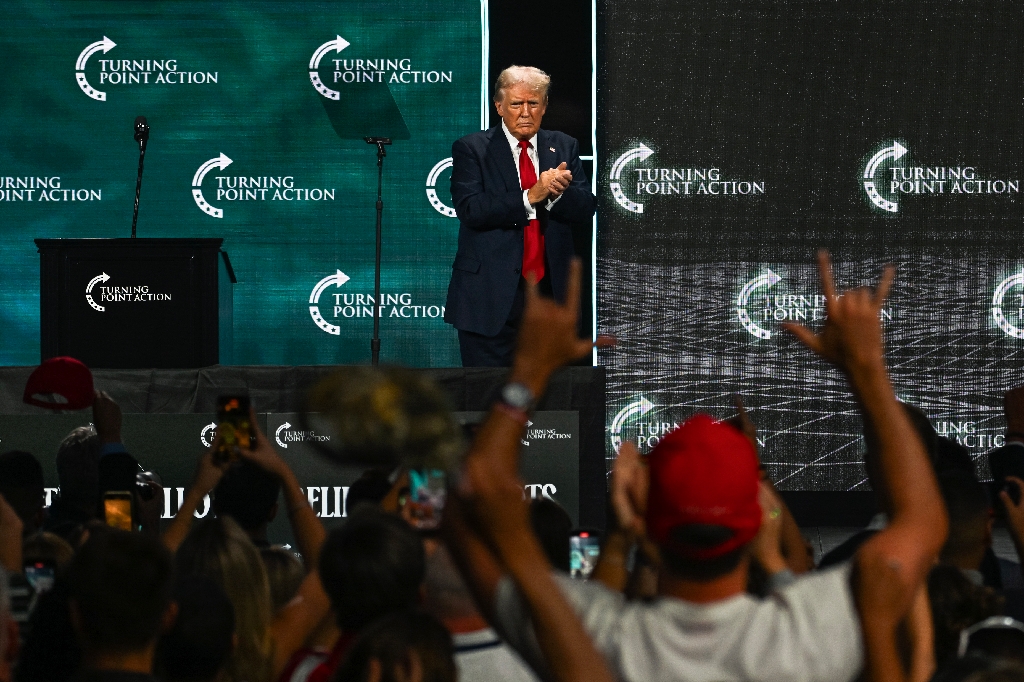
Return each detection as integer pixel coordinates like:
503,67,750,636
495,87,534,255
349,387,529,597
500,122,563,219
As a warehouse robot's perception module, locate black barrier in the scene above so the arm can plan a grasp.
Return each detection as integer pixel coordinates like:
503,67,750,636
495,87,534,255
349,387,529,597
0,365,604,544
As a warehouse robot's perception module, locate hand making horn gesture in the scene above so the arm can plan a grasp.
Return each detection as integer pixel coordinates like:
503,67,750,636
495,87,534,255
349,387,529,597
781,250,895,375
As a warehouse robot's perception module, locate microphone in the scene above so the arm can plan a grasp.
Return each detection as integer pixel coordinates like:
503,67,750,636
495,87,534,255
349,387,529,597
133,116,150,144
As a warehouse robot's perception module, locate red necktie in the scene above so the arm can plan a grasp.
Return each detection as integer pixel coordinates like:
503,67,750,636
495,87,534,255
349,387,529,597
517,140,545,282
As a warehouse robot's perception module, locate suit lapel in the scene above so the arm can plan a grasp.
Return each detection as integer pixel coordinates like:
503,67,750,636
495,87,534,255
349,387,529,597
486,126,521,192
537,129,556,173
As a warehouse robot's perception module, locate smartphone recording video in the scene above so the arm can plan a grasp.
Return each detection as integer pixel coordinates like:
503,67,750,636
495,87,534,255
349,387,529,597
406,469,446,531
216,395,255,464
570,531,601,579
104,491,133,531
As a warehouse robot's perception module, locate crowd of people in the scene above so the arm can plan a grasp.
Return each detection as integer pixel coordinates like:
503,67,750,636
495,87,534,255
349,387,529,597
1,253,1024,681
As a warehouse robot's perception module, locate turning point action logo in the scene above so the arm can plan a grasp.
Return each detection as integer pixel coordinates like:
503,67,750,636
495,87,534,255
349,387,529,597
426,158,457,218
308,35,453,100
86,273,171,312
736,268,892,339
192,153,335,218
993,270,1024,339
862,140,1019,213
76,36,218,102
308,270,445,335
609,143,765,214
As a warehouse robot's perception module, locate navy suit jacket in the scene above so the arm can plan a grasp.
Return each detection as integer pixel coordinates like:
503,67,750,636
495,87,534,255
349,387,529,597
444,126,596,336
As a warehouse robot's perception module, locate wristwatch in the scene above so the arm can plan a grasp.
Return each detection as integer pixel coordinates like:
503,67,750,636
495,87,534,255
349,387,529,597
500,382,536,412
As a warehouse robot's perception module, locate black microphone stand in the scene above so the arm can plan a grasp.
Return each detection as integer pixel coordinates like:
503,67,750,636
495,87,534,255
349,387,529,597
365,137,391,367
131,118,150,238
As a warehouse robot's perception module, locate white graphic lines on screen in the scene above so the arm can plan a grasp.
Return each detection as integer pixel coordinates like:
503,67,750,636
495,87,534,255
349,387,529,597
309,36,350,100
309,270,351,335
862,141,908,213
191,153,233,218
76,36,116,101
426,158,457,217
85,272,110,311
200,422,217,447
736,269,781,339
609,144,653,213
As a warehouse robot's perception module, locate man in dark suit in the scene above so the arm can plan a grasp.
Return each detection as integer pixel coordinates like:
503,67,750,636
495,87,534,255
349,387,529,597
444,65,596,366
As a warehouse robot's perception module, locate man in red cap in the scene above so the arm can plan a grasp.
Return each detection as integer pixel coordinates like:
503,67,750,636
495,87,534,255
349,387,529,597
447,252,947,682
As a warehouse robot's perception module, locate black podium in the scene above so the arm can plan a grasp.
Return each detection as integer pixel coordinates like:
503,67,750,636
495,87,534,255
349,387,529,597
36,239,234,369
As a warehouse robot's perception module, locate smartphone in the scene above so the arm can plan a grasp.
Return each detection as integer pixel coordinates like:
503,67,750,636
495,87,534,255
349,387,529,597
104,491,133,531
406,469,446,531
216,395,255,464
24,561,56,594
570,531,601,579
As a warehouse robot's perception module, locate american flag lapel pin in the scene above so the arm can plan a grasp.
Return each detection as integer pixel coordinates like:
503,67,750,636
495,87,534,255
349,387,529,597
549,147,556,152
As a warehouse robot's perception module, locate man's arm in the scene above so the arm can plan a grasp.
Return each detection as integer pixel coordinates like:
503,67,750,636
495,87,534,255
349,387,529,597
450,137,530,230
547,139,596,225
783,251,947,640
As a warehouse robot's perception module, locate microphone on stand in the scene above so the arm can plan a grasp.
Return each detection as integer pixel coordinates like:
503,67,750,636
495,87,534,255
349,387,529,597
131,116,149,238
133,116,150,147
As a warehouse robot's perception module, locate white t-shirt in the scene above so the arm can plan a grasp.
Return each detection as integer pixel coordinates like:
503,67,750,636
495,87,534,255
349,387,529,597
453,628,540,682
493,563,863,682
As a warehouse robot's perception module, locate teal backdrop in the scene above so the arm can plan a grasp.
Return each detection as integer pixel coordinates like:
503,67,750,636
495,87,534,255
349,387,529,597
0,0,484,367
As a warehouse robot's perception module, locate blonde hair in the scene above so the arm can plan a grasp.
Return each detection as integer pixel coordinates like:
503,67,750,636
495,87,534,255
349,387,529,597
493,65,551,102
176,516,274,682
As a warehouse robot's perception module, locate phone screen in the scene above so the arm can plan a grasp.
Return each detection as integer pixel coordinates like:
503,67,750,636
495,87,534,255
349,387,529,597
570,532,601,579
104,493,133,531
216,395,254,462
24,562,56,594
406,469,446,530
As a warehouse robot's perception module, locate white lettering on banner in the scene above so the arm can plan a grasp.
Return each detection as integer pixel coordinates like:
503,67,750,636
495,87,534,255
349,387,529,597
160,488,212,519
736,270,893,341
192,156,335,218
159,486,348,519
934,421,1005,450
302,486,349,518
862,141,1019,213
523,484,558,501
76,37,218,101
0,177,102,202
608,143,765,214
309,270,445,335
308,36,455,101
85,273,171,313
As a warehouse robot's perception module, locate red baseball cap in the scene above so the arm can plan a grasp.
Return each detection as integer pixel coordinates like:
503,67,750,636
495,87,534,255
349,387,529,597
644,414,761,559
23,357,95,411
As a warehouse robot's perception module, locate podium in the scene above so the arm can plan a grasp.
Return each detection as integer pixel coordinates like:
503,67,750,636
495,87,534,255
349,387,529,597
36,239,234,369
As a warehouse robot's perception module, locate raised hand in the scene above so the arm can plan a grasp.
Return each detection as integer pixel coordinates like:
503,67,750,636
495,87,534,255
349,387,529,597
782,250,894,375
92,389,122,444
611,441,648,537
511,259,614,394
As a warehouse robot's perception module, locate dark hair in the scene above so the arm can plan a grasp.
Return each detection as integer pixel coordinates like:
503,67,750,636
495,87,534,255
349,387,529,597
335,611,455,682
319,509,425,631
928,564,1004,666
935,438,977,478
97,451,141,494
938,472,991,562
901,403,939,460
213,461,281,532
529,498,572,572
157,576,235,682
67,530,173,653
260,547,304,613
0,450,44,529
346,469,394,513
660,525,747,581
